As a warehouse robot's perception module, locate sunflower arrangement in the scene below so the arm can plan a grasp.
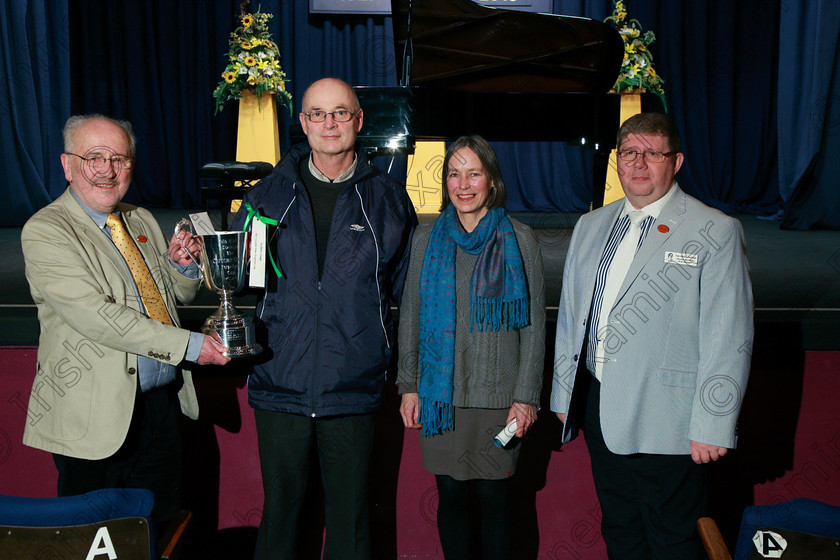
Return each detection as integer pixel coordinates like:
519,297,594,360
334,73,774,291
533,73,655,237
605,1,666,109
212,11,292,115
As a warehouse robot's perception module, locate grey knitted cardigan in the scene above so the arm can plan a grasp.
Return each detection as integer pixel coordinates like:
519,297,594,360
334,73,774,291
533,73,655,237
397,218,546,408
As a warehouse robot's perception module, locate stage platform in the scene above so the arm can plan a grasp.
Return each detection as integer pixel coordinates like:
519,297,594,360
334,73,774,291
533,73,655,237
2,208,839,559
2,209,839,349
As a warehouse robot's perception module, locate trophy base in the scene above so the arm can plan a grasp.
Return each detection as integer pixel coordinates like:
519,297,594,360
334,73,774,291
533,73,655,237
202,314,262,358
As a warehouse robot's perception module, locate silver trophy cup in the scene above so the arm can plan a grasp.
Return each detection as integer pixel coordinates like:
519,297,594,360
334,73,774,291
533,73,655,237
176,220,261,358
199,231,262,357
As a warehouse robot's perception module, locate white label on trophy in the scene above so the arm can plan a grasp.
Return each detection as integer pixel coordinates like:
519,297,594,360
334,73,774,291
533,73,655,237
249,218,266,288
189,212,217,236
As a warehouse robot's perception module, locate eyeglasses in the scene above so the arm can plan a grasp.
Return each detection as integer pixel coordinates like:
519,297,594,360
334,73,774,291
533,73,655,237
617,149,677,163
66,152,135,171
303,110,357,123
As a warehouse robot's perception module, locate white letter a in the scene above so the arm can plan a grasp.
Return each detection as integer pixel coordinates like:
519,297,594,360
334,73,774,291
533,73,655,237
86,526,118,560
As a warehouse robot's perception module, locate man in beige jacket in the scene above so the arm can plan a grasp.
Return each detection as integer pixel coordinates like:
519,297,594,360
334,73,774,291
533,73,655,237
21,114,229,527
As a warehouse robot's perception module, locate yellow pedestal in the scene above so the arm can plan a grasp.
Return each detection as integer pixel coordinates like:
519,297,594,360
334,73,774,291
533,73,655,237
603,93,643,206
406,141,446,215
231,89,282,213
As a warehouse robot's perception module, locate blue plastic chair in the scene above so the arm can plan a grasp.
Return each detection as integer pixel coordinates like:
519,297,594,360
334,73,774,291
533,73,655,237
698,498,840,560
0,488,191,560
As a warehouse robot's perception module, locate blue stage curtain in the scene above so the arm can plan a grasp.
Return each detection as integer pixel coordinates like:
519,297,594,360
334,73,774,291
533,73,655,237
492,141,593,212
5,0,839,227
777,0,840,229
272,0,399,99
65,0,398,212
648,0,782,216
67,0,242,211
550,0,782,215
0,0,70,226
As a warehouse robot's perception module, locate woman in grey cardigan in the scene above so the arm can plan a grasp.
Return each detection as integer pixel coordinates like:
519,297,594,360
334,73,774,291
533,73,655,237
398,135,545,560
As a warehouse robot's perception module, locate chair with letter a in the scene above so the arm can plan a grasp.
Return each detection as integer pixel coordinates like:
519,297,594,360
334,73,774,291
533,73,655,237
0,488,192,560
697,498,840,560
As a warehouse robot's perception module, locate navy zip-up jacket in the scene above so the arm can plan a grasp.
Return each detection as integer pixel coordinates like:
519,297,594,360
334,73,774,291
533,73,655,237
230,144,417,417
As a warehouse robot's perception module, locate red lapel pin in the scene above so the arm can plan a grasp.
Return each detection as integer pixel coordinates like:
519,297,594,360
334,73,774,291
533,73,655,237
137,235,147,243
657,224,669,233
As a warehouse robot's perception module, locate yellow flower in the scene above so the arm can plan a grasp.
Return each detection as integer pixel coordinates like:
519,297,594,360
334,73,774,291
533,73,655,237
279,81,286,92
215,10,291,115
620,27,640,39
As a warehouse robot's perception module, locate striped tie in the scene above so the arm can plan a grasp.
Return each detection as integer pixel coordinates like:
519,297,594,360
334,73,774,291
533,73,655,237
587,210,650,380
106,213,174,325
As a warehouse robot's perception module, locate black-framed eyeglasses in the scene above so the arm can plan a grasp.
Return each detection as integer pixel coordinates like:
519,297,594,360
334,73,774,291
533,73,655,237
617,149,678,164
303,110,357,123
65,152,135,170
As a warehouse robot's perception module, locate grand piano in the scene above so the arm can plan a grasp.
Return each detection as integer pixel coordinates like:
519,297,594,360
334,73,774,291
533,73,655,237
355,0,661,208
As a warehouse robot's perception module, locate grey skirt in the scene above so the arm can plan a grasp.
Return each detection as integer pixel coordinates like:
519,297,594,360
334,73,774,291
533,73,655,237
420,407,520,481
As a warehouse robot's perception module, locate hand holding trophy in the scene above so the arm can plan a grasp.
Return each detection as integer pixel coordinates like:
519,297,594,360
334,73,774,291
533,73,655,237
175,218,262,358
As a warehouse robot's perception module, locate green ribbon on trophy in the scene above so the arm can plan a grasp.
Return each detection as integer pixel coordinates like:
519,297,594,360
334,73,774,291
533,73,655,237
242,202,283,278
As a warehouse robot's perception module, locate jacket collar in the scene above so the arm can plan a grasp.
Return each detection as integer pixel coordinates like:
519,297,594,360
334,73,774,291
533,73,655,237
277,142,376,185
613,186,688,307
53,187,154,270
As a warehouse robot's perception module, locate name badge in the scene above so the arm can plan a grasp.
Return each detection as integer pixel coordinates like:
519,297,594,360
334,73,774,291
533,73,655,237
664,251,699,266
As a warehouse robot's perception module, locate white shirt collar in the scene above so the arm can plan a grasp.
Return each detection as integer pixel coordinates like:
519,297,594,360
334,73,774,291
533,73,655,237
308,154,357,183
622,182,681,220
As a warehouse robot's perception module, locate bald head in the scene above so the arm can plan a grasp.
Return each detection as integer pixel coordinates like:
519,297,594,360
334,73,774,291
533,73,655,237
302,78,360,112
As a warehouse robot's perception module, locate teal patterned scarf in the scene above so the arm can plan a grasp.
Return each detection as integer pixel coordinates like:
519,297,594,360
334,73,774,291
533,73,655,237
418,205,529,436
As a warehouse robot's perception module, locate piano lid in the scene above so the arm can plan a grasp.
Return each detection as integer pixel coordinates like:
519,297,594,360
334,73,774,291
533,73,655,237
393,0,624,94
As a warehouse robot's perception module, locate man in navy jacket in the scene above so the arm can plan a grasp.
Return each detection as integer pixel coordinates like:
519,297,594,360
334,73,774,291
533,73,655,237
230,78,417,560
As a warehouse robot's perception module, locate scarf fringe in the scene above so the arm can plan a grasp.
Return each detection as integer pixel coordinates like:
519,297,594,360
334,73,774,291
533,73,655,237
470,296,529,332
419,398,454,437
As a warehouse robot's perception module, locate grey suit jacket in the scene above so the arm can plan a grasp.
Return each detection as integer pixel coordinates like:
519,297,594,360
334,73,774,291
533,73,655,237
550,185,754,455
21,188,201,460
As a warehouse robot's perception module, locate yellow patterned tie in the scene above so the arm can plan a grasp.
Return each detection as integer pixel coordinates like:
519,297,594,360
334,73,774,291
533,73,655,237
106,213,174,325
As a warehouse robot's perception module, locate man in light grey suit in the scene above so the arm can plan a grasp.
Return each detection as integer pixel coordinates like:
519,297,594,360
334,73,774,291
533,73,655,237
550,113,753,559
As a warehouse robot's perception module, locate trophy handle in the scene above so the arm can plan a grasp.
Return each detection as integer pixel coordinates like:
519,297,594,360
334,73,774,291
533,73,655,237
174,218,204,276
